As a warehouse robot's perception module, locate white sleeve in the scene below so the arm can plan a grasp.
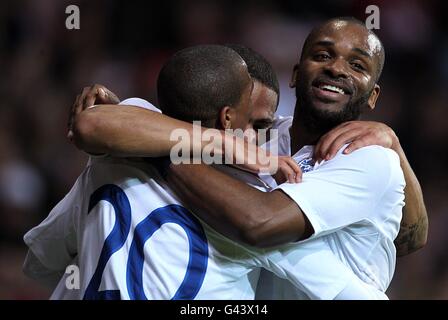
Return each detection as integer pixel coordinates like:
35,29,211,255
118,97,162,113
275,145,405,238
23,177,82,277
22,250,65,288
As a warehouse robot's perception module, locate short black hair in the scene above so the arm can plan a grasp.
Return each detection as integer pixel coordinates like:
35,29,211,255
226,44,280,99
300,17,385,82
157,45,250,124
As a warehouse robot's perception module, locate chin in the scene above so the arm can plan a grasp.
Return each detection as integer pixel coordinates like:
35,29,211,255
311,99,348,114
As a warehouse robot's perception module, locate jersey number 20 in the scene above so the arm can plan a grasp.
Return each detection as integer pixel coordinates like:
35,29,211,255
83,184,208,300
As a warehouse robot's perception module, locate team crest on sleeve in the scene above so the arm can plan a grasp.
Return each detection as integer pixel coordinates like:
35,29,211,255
297,158,315,173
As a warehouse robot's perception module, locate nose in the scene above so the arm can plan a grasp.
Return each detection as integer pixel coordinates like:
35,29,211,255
323,57,349,79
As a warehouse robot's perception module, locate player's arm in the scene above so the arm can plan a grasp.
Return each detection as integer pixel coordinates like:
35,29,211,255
68,85,200,157
167,145,402,248
73,103,197,157
390,143,428,256
166,163,313,247
69,85,301,181
313,121,428,256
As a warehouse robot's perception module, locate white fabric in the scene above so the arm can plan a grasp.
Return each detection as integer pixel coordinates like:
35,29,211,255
24,157,261,299
272,145,405,293
23,99,392,300
118,98,162,113
24,155,364,300
255,116,405,298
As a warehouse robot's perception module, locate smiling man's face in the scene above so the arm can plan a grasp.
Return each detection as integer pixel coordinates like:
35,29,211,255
292,19,383,134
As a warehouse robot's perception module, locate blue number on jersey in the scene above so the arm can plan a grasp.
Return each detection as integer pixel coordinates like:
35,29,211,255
84,185,208,300
84,184,131,300
127,204,208,300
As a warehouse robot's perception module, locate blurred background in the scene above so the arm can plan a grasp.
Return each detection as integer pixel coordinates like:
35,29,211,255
0,0,446,299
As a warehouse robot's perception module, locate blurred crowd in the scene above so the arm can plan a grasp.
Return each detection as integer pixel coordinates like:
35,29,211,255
0,0,447,299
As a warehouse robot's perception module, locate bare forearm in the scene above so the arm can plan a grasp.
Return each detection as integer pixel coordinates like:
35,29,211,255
166,164,306,247
393,141,428,256
166,164,261,244
73,105,211,157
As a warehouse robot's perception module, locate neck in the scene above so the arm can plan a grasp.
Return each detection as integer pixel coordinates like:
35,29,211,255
289,103,321,155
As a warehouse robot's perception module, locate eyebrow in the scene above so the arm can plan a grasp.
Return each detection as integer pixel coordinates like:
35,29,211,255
313,40,334,47
253,118,274,123
312,40,372,59
352,47,372,59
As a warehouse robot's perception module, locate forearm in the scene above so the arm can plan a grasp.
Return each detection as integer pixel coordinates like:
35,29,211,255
392,141,428,256
73,105,218,157
166,164,307,247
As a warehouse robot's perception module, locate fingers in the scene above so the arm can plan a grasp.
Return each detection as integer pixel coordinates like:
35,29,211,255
281,165,296,184
80,84,119,111
343,136,372,154
325,129,364,160
276,157,302,184
285,157,302,183
315,120,398,161
314,123,357,161
67,92,83,143
103,87,120,104
67,85,99,134
82,85,99,110
68,93,81,130
67,84,120,145
92,84,120,105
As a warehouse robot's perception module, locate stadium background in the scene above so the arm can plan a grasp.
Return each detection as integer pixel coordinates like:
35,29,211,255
0,0,446,299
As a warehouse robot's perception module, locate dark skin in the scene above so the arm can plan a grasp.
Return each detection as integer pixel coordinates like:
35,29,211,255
167,21,428,252
290,21,381,154
248,81,278,144
69,87,428,253
69,27,427,253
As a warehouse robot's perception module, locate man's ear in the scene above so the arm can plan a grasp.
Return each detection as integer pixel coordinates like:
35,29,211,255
289,64,299,88
367,84,381,110
219,106,233,129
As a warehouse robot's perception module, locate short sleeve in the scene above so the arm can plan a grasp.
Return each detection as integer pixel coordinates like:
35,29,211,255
274,145,405,238
23,176,83,274
118,98,162,113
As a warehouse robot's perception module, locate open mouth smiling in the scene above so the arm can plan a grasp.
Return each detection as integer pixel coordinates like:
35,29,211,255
311,78,354,102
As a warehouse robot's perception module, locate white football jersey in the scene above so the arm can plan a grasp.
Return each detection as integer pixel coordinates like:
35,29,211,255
23,100,390,300
25,155,373,300
256,116,405,298
25,157,263,299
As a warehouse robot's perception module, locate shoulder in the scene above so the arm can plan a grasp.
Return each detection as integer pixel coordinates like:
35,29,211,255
328,145,400,171
318,145,404,190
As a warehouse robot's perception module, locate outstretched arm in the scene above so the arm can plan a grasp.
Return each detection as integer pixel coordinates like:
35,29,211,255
69,84,302,181
72,103,196,157
313,120,428,256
